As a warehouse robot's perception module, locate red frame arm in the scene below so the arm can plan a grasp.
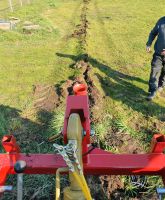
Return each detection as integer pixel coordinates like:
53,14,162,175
0,148,165,176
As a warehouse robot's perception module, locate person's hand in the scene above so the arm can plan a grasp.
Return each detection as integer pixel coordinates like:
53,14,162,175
146,46,151,53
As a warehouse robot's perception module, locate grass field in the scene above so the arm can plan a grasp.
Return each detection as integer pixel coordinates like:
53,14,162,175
0,0,165,199
87,0,165,133
0,0,24,12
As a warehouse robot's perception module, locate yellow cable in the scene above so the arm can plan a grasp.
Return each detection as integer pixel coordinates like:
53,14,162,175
55,168,69,200
55,168,92,200
72,172,92,200
80,174,92,199
71,172,89,199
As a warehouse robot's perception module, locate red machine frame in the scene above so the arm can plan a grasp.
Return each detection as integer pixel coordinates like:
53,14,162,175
0,84,165,190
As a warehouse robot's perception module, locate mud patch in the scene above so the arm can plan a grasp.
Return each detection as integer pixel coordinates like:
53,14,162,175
71,0,90,49
33,84,59,112
83,65,103,113
72,22,88,38
66,53,104,122
73,60,88,72
100,175,124,199
59,80,74,98
54,56,104,124
104,131,144,154
87,175,124,200
58,71,86,100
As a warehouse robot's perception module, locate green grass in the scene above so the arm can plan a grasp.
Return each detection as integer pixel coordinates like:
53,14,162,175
0,0,82,110
0,1,9,11
0,0,165,199
86,0,165,136
0,1,82,199
86,1,165,198
0,0,17,11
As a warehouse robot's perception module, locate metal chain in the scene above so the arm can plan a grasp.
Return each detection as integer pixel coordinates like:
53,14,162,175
66,141,83,174
53,143,74,172
53,141,82,174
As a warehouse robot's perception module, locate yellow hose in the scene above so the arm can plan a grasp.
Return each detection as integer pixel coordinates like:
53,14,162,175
80,174,92,199
71,172,88,199
72,172,92,200
55,168,92,200
55,168,69,200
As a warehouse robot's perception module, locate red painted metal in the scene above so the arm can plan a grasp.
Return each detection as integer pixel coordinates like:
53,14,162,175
150,135,165,185
62,86,90,163
2,135,20,153
0,135,20,186
84,148,165,175
73,83,88,96
150,134,165,153
0,148,165,176
0,154,17,186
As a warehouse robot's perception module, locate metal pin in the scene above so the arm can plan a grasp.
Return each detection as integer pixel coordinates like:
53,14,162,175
17,174,23,200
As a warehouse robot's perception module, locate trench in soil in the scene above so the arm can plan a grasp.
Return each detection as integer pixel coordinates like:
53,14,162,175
32,0,158,199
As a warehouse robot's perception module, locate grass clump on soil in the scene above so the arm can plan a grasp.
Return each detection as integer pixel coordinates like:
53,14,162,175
48,107,65,140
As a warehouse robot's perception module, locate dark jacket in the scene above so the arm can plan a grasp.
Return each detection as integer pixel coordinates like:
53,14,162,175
146,16,165,55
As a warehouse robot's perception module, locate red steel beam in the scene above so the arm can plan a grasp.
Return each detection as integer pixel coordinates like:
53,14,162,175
0,148,165,176
84,148,165,175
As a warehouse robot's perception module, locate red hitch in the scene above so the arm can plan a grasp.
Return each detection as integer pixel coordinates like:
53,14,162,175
63,83,90,163
73,83,88,96
2,135,20,153
150,134,165,153
0,135,20,187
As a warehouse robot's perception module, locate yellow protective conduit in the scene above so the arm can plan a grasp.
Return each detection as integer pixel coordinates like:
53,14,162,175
55,168,92,200
80,174,92,199
71,172,92,200
55,168,69,200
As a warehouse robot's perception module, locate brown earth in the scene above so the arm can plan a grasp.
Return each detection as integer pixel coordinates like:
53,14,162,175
33,84,59,112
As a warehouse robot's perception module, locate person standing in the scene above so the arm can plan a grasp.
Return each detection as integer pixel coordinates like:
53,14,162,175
146,16,165,100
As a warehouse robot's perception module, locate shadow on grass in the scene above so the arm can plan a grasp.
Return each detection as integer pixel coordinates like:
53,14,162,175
0,105,62,200
56,53,165,119
0,105,55,153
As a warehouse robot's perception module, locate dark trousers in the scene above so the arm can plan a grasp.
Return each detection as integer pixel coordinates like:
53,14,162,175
149,53,165,93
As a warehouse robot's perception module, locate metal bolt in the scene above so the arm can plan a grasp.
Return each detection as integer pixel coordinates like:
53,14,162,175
82,130,86,136
90,129,95,136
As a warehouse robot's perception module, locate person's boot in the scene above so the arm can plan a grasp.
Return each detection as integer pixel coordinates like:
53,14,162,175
146,91,156,101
